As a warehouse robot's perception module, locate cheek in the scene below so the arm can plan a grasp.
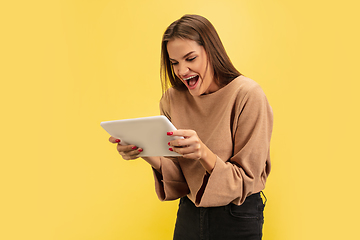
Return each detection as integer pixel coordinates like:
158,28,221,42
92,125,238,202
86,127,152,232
172,67,183,82
171,66,179,77
199,64,208,79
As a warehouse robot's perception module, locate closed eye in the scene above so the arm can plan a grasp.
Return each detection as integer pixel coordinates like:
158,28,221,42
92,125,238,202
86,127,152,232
187,56,197,62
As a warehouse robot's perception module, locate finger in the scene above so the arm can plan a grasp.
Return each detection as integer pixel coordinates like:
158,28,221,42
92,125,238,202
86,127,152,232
171,141,202,157
169,146,200,160
173,144,199,155
117,144,139,153
109,136,121,143
120,148,143,158
121,152,141,160
168,138,189,147
169,134,199,147
168,129,196,138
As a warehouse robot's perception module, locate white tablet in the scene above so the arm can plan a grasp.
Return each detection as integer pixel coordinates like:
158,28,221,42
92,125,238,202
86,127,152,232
100,115,182,157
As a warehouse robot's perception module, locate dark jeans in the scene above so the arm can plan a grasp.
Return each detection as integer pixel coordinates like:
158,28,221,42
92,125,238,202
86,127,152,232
173,193,265,240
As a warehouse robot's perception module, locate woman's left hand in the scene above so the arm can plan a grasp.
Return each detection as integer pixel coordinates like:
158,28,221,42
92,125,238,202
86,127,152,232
167,129,217,173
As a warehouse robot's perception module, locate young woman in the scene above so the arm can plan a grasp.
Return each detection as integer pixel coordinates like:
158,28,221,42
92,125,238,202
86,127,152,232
109,14,273,240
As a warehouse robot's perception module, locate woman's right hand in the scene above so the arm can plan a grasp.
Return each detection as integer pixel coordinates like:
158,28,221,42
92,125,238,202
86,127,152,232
108,136,143,160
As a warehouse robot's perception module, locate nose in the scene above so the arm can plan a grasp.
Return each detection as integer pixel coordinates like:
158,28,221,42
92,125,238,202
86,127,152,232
177,63,190,78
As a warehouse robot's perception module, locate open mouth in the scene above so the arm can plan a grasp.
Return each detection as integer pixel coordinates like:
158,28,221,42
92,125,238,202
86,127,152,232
184,75,199,89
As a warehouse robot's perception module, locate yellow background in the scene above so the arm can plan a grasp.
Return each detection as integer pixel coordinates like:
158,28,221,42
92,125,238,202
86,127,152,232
1,0,359,239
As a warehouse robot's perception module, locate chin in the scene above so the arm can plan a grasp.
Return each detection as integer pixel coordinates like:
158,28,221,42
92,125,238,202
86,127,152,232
188,88,204,97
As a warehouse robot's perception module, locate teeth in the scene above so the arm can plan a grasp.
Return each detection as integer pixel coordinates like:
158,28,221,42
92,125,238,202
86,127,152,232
183,75,197,81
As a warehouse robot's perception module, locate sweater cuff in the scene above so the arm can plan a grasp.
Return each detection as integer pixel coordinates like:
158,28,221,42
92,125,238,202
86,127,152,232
195,156,241,207
152,158,189,201
153,167,165,200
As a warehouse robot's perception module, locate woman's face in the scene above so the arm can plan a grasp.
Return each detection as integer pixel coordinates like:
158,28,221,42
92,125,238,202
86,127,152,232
167,38,219,96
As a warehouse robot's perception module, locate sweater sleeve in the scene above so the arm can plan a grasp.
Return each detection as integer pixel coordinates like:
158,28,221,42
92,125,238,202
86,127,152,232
152,157,190,201
152,89,190,201
195,84,273,207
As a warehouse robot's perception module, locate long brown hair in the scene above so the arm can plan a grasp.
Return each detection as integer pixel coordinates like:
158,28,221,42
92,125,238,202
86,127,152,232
161,14,241,92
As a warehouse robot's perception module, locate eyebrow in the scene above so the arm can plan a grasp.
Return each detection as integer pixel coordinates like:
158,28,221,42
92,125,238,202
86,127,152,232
169,51,195,62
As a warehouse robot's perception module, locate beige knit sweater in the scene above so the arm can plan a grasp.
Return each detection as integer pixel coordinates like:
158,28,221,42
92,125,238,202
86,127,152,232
153,75,273,207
